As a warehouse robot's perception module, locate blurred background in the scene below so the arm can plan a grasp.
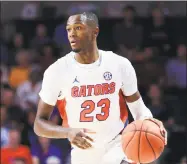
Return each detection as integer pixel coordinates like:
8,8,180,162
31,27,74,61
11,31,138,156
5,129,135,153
0,1,186,164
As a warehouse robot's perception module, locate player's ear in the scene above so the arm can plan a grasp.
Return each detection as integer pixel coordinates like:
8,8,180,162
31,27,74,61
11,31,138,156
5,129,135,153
94,27,99,37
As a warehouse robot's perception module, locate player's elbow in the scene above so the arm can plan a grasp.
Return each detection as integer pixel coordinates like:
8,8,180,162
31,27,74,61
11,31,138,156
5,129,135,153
33,118,42,137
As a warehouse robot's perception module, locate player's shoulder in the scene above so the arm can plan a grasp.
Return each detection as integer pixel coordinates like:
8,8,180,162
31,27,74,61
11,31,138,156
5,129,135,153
100,49,132,66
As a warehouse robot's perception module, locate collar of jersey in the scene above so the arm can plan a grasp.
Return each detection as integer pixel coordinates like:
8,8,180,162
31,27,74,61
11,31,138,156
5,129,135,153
71,50,102,69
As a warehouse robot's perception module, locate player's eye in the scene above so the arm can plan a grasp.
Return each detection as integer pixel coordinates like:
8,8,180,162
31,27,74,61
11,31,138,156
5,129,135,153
76,26,81,30
66,28,71,32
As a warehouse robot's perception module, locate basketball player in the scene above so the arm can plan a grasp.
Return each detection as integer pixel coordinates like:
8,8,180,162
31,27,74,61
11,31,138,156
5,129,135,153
34,12,167,164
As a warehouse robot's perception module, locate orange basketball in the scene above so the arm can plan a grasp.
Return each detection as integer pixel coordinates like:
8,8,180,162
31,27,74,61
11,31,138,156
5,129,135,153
122,120,165,163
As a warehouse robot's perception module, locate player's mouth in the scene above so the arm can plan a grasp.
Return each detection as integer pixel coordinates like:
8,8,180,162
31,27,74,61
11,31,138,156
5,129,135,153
70,40,78,46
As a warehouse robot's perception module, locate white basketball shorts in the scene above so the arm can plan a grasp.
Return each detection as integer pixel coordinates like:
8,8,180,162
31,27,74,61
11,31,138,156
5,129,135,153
71,135,134,164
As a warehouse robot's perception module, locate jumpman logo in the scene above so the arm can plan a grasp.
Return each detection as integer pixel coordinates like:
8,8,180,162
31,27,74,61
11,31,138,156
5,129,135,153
73,76,79,83
58,91,62,97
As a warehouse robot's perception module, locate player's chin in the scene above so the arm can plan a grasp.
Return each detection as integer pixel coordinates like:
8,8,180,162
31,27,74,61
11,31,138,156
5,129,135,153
72,48,81,53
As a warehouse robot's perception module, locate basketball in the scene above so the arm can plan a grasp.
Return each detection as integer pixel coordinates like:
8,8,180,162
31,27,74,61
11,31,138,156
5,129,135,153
122,120,165,163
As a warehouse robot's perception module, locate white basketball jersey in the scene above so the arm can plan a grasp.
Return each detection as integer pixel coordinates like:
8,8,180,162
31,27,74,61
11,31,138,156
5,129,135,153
39,50,138,147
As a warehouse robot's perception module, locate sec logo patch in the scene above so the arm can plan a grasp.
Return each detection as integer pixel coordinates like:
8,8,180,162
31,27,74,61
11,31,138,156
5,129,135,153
103,72,112,81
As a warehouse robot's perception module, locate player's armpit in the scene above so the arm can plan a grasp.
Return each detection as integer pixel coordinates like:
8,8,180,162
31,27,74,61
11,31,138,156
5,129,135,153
34,99,70,139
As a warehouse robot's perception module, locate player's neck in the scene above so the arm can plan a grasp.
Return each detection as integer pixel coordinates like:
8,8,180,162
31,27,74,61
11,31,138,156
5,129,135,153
75,45,99,64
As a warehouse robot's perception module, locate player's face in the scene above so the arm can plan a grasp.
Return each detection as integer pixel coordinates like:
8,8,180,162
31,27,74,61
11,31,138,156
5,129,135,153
66,15,94,53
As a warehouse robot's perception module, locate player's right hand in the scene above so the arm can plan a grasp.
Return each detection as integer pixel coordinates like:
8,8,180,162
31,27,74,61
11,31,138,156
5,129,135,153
67,128,95,149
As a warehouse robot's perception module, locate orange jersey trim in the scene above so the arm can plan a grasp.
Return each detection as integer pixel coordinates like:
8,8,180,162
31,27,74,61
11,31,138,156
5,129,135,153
56,99,69,127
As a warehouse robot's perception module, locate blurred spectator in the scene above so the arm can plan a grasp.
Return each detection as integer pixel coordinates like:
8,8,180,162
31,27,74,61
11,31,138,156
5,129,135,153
10,33,25,51
134,60,165,89
1,22,16,42
67,2,99,16
141,47,155,61
165,43,186,89
165,124,186,163
113,5,143,57
148,2,170,16
1,104,10,148
127,47,156,62
146,83,170,121
39,43,58,73
1,84,15,108
9,49,31,89
1,84,24,124
1,84,31,148
0,40,9,65
30,24,51,50
180,156,187,164
0,64,9,84
53,22,70,54
31,136,63,164
1,127,32,164
16,69,42,110
23,109,37,146
143,7,174,56
105,2,124,18
8,33,26,65
21,1,40,20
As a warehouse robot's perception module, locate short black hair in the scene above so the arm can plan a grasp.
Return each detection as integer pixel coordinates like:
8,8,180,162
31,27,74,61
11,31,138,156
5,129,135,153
1,83,12,90
123,5,136,13
80,12,99,27
9,123,21,132
1,83,15,93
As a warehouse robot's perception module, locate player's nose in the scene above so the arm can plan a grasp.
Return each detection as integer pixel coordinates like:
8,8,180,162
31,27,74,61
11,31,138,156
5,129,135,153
69,29,77,38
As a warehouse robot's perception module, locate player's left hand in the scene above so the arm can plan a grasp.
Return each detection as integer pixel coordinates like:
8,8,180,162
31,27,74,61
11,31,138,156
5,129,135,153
145,118,167,145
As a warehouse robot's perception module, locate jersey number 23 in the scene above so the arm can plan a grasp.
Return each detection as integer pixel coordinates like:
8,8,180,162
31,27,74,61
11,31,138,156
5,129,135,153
80,98,110,122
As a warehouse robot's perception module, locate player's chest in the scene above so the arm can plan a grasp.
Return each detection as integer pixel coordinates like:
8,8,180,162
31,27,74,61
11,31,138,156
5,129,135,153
61,67,122,98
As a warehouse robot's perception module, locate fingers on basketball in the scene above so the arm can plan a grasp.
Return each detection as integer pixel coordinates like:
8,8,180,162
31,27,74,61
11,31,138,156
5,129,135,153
148,119,166,139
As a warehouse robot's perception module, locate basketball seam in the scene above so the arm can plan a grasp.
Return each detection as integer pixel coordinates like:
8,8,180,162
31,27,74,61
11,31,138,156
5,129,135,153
146,132,165,154
138,120,144,163
124,123,137,152
145,127,156,162
123,130,165,143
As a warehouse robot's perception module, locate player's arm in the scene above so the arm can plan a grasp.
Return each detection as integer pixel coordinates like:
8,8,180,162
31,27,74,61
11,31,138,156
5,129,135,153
34,99,70,138
34,63,93,149
121,58,167,145
34,101,93,149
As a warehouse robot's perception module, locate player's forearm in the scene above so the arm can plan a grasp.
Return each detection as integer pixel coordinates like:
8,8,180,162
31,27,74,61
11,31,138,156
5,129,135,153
34,118,70,139
126,97,153,120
